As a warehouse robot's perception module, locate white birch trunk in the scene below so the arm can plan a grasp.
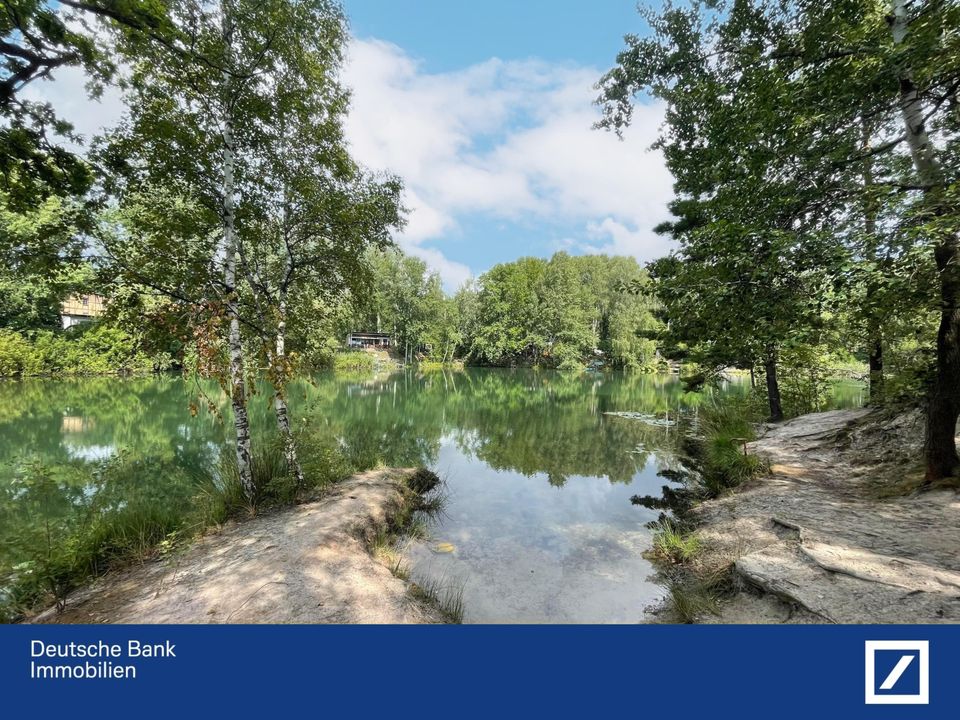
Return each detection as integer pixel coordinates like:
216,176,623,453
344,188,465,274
272,290,305,488
890,0,942,186
220,4,255,500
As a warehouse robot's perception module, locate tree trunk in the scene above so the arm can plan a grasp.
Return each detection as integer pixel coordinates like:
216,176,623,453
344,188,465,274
764,346,783,422
861,119,884,403
273,294,305,488
868,334,884,402
891,0,960,480
926,297,960,479
220,8,254,500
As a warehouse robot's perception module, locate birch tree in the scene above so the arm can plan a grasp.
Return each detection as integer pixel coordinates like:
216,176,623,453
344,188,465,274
100,0,366,499
239,40,404,485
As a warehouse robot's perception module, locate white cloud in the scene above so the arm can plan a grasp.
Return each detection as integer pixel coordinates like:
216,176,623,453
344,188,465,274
585,218,674,261
407,245,473,290
342,38,675,287
20,65,125,151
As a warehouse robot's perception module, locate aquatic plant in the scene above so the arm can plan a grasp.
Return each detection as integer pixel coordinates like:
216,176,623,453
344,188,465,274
411,575,465,624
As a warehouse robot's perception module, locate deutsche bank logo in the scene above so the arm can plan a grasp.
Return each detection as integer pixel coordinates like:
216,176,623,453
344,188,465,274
864,640,929,705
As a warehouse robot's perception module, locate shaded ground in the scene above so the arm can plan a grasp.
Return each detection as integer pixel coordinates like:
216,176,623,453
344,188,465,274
32,469,443,624
691,409,960,623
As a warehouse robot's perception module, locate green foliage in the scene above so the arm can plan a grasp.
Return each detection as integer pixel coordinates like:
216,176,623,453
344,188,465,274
0,454,217,621
0,324,164,377
776,345,833,418
211,429,356,512
0,329,41,376
664,580,720,624
332,351,376,373
0,429,356,621
0,193,94,329
348,249,449,362
598,0,960,474
468,252,661,369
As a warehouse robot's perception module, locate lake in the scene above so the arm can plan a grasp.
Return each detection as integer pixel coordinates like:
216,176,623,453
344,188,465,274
0,370,865,623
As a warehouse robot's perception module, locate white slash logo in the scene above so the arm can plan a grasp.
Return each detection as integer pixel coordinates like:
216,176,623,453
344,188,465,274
864,640,929,705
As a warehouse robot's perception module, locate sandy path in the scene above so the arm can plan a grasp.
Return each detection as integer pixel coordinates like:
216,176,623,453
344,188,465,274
695,409,960,623
32,469,442,624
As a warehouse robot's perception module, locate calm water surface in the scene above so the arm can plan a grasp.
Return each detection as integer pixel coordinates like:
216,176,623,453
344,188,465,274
0,370,865,623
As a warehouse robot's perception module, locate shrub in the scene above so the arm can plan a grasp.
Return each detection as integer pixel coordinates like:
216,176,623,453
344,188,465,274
332,351,376,373
0,330,41,376
0,324,159,377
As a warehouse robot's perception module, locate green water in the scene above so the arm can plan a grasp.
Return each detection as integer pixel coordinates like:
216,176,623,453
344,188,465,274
0,370,865,622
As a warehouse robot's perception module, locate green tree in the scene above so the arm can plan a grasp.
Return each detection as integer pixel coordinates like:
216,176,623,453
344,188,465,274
470,257,547,366
598,0,958,451
101,0,367,499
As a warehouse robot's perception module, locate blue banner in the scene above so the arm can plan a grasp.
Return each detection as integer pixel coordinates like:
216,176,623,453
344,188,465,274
2,625,957,718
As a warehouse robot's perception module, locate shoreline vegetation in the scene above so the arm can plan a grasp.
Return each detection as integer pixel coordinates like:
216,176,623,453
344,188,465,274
0,402,449,623
28,468,456,624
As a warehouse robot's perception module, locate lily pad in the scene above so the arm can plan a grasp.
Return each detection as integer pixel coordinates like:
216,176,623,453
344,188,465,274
603,411,676,427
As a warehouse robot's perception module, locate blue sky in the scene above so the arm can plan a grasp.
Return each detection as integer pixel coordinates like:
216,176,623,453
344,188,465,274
345,1,646,71
340,1,674,288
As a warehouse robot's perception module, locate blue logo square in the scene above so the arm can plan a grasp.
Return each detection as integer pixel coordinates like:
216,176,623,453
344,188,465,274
873,649,920,695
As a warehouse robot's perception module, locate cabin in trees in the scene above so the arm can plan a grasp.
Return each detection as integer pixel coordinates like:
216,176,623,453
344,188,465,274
347,332,392,350
61,294,105,329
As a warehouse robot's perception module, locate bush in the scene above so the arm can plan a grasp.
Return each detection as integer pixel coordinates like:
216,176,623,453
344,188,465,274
0,330,42,376
0,324,159,377
332,351,376,373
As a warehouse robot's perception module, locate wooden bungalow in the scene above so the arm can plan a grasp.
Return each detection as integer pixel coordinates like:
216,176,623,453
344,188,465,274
346,332,392,349
61,294,105,329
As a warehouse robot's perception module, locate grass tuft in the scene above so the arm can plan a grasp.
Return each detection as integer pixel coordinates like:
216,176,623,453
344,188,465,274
697,397,768,496
651,518,701,564
665,580,720,624
411,576,465,624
